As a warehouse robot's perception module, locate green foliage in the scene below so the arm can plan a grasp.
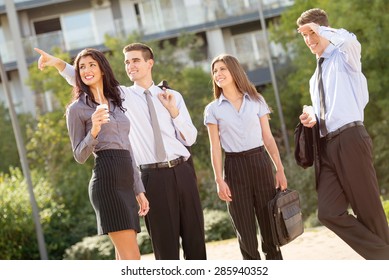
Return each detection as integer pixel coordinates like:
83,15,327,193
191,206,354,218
27,47,72,108
176,67,214,171
0,168,71,259
283,155,318,220
23,111,97,259
203,209,235,242
0,104,33,173
369,120,389,195
383,199,389,224
137,222,153,255
63,235,114,260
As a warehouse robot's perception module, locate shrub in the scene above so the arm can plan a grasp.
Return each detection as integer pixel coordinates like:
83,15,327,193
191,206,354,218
0,168,71,259
63,235,114,260
137,222,153,255
203,209,235,242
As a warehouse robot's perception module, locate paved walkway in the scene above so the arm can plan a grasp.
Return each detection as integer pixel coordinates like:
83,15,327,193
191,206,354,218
141,226,363,260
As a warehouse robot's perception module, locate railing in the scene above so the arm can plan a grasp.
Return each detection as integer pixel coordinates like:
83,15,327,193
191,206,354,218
23,30,66,59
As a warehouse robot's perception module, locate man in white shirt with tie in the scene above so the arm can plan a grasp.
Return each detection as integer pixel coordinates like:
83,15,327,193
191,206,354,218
121,43,206,260
297,8,389,259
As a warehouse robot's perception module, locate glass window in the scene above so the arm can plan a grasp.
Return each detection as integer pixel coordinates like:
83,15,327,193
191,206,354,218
0,25,15,63
232,32,267,71
61,11,96,50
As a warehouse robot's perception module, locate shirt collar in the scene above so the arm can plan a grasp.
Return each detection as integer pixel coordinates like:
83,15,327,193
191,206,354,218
79,92,96,107
133,82,156,95
321,43,336,59
217,92,250,105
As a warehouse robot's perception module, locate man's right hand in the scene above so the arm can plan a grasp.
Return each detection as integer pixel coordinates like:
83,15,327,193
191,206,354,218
299,112,316,128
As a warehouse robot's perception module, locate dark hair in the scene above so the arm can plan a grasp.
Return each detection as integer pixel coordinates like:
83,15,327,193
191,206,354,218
72,48,125,112
296,8,329,27
210,54,262,101
122,43,154,61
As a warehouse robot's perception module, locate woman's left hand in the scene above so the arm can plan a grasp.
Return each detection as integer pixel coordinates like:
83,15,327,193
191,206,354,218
136,192,149,216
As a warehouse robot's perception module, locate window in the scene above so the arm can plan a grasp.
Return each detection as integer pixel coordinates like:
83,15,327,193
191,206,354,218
61,11,96,50
232,32,267,71
34,18,61,34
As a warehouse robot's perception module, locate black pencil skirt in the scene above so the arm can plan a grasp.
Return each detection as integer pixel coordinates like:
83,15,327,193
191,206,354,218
89,149,140,235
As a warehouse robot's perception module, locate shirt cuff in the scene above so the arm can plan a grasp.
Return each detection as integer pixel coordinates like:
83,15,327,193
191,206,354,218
318,26,343,46
85,131,99,147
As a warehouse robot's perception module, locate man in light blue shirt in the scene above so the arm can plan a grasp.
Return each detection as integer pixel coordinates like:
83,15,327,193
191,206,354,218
297,8,389,259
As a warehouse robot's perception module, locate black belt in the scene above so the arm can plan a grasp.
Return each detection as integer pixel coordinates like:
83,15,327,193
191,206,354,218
325,121,364,141
139,156,186,171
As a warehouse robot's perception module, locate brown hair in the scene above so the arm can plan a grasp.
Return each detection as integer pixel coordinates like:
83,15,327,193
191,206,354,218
72,48,125,112
122,43,154,61
210,54,261,101
296,8,329,27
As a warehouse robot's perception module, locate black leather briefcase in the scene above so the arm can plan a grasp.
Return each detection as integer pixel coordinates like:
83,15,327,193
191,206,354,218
268,189,304,246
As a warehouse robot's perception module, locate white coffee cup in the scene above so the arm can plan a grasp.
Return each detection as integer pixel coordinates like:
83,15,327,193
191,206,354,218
96,103,108,111
96,104,109,121
303,105,316,124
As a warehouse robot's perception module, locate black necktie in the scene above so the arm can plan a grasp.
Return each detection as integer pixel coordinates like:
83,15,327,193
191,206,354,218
317,57,328,136
144,90,166,162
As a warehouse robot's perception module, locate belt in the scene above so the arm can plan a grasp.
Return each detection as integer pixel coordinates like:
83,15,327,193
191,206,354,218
325,121,364,141
139,156,186,171
225,146,265,157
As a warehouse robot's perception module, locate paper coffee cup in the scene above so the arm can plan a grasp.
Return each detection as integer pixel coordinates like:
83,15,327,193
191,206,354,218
303,105,316,123
96,104,109,122
96,103,108,111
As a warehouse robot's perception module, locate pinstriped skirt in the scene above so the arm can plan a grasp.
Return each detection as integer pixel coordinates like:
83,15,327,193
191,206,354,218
89,149,140,235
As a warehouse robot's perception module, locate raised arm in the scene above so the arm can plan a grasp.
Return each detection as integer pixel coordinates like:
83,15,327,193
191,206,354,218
34,48,67,72
34,48,76,86
158,88,198,146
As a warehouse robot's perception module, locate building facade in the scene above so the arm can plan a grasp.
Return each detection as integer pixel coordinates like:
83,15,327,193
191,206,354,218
0,0,293,115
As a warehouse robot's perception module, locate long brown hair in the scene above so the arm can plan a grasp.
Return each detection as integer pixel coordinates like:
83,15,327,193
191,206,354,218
71,48,125,112
211,54,262,101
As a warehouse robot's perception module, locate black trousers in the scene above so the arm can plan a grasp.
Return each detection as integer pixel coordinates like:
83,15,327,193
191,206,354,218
317,125,389,259
141,160,206,260
225,146,282,260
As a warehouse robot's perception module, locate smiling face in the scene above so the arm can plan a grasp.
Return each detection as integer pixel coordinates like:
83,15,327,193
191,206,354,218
78,55,103,89
299,27,328,57
124,50,153,86
212,61,233,89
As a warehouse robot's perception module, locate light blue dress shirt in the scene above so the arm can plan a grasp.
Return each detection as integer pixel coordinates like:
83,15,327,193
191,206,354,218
311,27,369,136
204,93,270,153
